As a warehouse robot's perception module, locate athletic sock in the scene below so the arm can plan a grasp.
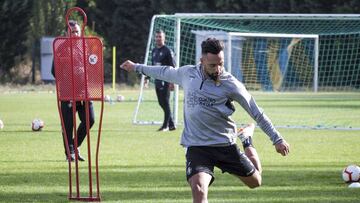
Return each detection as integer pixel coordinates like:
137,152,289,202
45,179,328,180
242,136,253,148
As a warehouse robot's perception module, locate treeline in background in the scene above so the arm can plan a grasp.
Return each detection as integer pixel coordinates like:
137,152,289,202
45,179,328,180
1,0,360,85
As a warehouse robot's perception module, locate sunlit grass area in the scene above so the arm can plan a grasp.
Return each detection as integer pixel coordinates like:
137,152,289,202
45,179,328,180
0,86,359,202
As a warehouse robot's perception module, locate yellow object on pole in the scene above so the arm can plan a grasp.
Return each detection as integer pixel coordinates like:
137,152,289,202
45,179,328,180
112,46,116,91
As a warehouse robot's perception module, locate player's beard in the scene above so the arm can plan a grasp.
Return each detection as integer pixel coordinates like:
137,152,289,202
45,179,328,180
208,73,219,81
202,64,222,83
207,68,223,82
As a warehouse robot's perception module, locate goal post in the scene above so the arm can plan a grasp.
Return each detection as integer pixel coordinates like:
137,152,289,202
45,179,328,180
133,13,360,130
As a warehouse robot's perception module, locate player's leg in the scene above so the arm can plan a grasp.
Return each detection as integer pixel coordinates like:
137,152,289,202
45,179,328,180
61,101,75,161
216,144,262,189
188,172,212,203
237,169,261,188
239,148,263,188
238,123,262,173
186,146,215,203
155,83,168,131
236,123,262,187
244,146,262,174
77,101,95,146
162,82,176,130
75,101,95,161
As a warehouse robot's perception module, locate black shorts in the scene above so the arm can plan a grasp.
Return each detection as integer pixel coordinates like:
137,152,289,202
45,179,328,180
185,144,256,185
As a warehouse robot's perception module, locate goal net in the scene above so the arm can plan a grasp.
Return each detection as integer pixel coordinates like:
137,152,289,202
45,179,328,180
133,14,360,130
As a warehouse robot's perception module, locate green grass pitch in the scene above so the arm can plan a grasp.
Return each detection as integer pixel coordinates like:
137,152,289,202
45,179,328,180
0,86,359,202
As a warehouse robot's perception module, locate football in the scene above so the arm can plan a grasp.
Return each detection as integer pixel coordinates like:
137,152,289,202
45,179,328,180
32,119,44,131
342,165,360,183
116,94,125,102
104,95,111,102
0,119,4,129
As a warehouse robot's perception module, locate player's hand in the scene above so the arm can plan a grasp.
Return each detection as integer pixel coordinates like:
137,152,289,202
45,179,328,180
120,60,136,72
275,140,290,156
169,83,174,91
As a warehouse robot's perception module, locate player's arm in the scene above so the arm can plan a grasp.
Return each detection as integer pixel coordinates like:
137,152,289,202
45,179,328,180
120,60,184,85
230,79,290,156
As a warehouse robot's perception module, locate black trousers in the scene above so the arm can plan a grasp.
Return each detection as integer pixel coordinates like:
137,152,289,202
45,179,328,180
155,80,174,128
60,101,95,154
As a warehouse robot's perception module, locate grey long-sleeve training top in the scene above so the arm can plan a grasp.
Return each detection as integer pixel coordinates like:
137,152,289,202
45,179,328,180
135,63,283,147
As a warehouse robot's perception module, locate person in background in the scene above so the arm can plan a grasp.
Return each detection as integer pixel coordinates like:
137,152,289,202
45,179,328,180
52,20,95,162
147,29,176,131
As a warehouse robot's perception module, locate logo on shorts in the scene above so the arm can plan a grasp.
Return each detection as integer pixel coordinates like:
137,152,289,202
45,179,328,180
186,161,192,175
187,166,192,175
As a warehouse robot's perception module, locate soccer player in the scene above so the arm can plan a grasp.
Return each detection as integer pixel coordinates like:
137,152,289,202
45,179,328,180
147,30,176,131
120,38,290,203
52,20,95,162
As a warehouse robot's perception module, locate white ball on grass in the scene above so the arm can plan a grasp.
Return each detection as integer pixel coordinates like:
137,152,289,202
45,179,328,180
116,95,125,102
104,95,111,102
32,119,44,131
342,165,360,183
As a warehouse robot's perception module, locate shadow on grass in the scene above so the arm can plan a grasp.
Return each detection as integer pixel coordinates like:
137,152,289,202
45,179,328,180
1,164,360,202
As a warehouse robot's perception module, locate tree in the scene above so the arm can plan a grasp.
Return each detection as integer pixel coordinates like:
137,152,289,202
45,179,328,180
4,0,360,84
27,0,75,83
78,0,156,85
0,0,32,82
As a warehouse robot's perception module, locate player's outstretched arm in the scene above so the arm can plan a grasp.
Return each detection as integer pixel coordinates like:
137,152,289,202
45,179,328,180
120,60,136,72
120,60,184,86
275,140,290,156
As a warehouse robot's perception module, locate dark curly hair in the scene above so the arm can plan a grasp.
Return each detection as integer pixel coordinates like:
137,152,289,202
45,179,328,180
201,38,224,55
